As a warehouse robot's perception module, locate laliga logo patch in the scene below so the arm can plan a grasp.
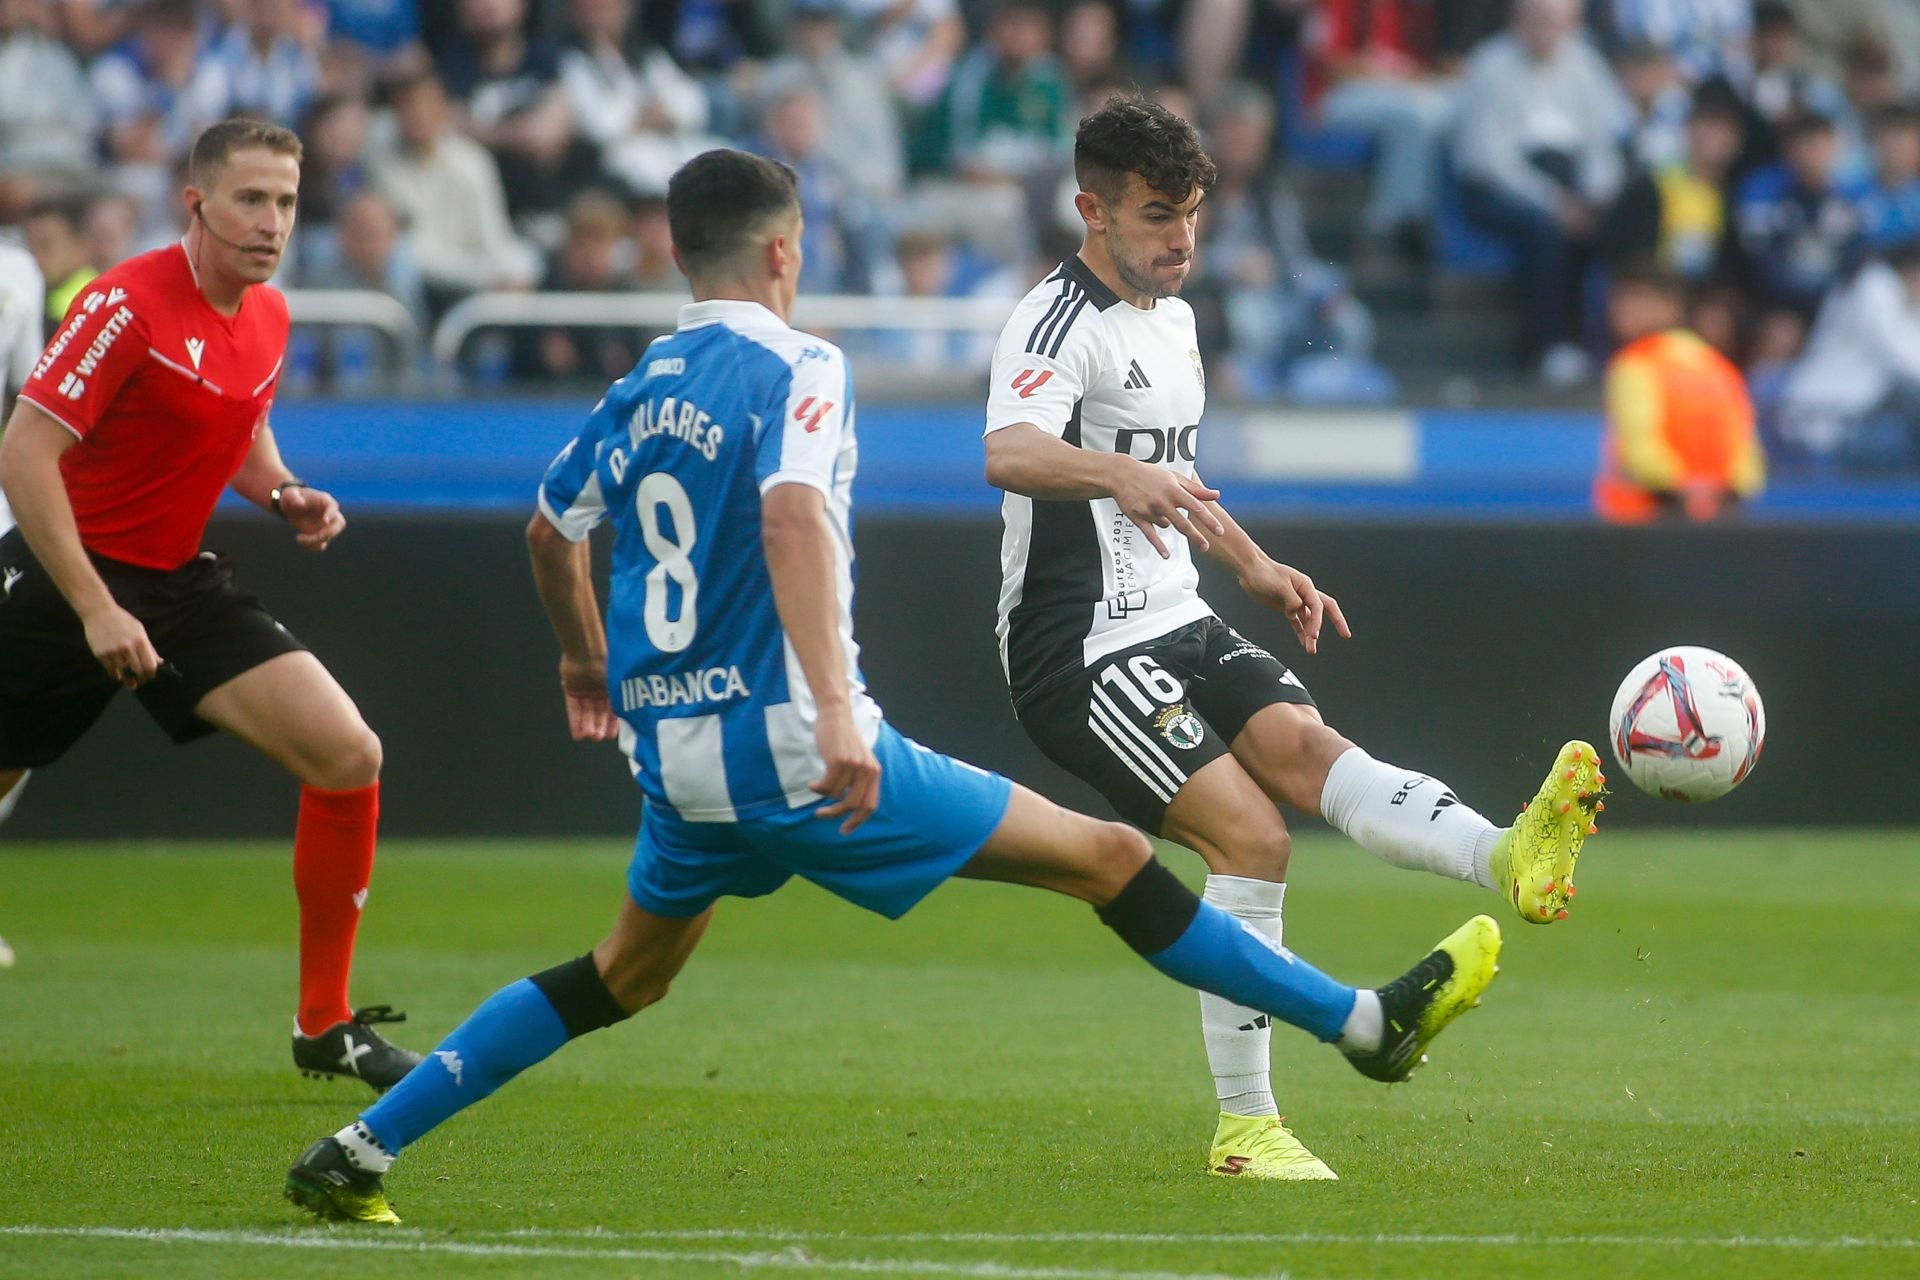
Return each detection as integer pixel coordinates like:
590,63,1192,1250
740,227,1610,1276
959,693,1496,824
1189,348,1205,391
1154,704,1206,750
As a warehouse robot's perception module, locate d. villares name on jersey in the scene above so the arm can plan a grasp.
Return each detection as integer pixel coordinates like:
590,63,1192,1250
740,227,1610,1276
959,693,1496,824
985,257,1215,704
536,299,878,824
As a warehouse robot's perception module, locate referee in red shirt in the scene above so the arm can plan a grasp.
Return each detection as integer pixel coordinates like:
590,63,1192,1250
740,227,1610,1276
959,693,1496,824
0,120,419,1091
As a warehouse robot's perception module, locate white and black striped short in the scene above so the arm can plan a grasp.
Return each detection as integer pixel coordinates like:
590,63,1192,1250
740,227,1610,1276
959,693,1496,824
1012,616,1315,833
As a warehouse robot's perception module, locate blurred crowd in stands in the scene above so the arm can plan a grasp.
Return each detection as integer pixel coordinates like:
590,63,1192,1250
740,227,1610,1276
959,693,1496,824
3,0,1920,470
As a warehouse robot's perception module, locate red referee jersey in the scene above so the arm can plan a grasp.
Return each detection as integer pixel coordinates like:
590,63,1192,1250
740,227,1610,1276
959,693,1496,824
17,242,290,571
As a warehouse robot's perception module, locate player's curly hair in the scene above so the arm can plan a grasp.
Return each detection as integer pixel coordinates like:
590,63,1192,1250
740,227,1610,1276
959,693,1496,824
1074,95,1217,205
668,149,801,277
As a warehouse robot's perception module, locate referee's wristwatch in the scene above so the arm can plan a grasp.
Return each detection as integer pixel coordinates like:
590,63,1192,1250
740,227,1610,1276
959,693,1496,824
270,480,311,518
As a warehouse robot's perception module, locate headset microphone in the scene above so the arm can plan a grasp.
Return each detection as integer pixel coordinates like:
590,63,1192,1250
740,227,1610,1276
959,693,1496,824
193,201,253,252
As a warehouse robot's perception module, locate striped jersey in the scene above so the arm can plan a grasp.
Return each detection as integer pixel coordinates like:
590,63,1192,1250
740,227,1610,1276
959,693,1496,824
538,299,879,822
984,256,1214,705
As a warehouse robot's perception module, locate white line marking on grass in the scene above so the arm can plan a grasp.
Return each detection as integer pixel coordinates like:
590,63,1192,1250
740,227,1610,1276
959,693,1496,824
0,1226,1284,1280
480,1227,1920,1253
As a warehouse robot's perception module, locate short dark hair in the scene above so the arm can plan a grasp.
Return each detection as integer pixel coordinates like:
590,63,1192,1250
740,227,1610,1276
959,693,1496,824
24,193,89,234
1871,102,1920,135
1075,94,1217,204
666,149,800,276
1753,0,1796,35
1689,76,1746,123
1780,109,1838,143
1885,236,1920,273
189,118,303,188
1610,259,1686,301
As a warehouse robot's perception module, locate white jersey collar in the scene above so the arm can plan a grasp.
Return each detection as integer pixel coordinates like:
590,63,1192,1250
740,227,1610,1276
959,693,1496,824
678,298,786,333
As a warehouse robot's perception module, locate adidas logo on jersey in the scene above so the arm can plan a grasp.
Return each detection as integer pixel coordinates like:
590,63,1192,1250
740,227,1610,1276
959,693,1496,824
1122,359,1151,390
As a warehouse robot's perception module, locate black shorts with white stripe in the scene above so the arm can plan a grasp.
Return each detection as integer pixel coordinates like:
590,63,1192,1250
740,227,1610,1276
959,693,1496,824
1013,616,1316,834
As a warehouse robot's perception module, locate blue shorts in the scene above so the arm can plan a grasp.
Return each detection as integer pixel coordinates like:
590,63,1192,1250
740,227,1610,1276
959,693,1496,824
627,723,1014,920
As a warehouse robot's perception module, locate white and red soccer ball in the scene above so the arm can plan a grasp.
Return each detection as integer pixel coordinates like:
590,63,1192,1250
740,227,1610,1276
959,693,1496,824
1608,646,1765,803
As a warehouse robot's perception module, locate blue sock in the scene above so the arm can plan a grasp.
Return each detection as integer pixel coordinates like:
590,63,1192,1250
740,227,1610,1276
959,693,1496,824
1098,859,1356,1042
359,979,570,1153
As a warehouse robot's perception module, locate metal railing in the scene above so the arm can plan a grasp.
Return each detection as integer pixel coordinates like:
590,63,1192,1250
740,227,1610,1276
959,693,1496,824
282,289,425,386
428,291,1013,369
276,288,1010,394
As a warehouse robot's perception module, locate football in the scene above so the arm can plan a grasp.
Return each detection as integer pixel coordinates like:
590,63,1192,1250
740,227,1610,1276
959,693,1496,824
1609,646,1766,802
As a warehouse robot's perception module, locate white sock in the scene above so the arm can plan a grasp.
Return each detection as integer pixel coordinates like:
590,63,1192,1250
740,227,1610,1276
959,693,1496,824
1338,988,1383,1053
333,1120,394,1173
1318,748,1500,890
1199,875,1284,1117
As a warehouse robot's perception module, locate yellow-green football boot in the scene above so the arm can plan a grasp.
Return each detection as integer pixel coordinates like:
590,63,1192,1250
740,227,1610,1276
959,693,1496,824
1487,740,1605,924
1343,914,1502,1083
285,1137,401,1225
1207,1113,1339,1180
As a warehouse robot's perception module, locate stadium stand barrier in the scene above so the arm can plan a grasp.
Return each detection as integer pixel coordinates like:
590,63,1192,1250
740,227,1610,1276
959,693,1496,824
283,289,426,387
428,292,1018,368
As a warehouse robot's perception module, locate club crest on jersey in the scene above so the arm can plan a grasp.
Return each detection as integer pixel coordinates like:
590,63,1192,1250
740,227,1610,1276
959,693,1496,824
1154,704,1206,750
1011,368,1052,399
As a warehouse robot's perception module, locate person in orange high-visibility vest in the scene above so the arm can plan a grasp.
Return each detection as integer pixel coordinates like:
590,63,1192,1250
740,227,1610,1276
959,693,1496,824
1594,263,1766,522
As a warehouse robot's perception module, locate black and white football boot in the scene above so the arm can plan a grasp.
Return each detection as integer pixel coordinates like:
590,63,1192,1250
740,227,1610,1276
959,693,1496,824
292,1005,424,1093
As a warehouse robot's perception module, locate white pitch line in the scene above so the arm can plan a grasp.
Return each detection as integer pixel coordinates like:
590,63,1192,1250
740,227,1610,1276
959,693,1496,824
479,1226,1920,1253
0,1225,1285,1280
6,1223,1914,1258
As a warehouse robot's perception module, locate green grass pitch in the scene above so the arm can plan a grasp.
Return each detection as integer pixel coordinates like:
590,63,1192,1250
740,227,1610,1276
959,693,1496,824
0,832,1915,1280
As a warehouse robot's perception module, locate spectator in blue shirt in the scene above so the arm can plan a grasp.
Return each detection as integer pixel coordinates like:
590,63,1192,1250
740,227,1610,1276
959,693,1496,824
1863,103,1920,250
1602,0,1753,86
90,0,232,242
1730,109,1871,320
436,0,595,217
756,81,877,294
91,0,232,161
293,190,429,393
297,93,376,230
216,0,323,127
326,0,419,58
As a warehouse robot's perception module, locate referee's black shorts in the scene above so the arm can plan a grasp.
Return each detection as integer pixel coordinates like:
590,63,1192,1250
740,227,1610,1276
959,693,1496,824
1014,616,1317,835
0,528,308,769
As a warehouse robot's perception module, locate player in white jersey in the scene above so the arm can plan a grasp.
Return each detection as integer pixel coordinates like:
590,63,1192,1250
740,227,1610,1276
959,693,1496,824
285,149,1507,1225
985,97,1605,1181
0,234,45,869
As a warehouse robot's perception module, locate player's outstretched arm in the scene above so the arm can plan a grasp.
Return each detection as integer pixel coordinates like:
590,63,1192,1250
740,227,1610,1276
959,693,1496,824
232,423,346,551
762,482,880,834
1189,479,1351,655
984,422,1224,559
526,512,614,742
0,401,161,686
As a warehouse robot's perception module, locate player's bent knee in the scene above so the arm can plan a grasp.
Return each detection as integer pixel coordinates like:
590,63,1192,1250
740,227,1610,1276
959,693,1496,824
1088,820,1152,900
310,725,382,790
1211,824,1291,881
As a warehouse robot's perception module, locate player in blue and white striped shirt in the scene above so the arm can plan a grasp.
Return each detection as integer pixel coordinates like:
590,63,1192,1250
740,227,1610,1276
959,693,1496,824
286,150,1505,1223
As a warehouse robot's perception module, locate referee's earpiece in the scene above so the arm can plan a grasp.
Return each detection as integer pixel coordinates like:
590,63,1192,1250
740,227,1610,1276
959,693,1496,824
191,199,246,250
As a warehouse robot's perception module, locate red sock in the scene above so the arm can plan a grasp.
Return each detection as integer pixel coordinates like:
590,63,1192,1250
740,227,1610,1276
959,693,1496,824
294,782,380,1036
